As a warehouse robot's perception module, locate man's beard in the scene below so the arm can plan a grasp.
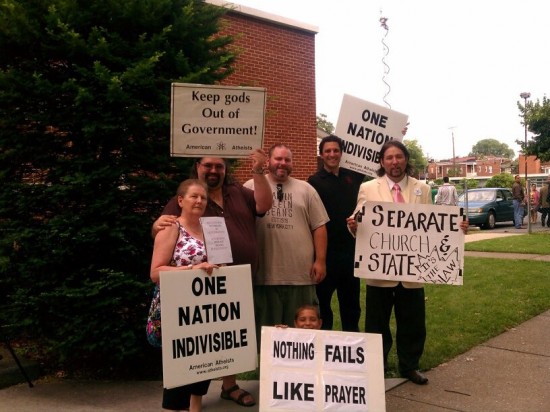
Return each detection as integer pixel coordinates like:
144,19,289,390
205,173,221,188
269,165,292,179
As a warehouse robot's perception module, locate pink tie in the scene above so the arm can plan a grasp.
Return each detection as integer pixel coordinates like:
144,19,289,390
393,183,405,203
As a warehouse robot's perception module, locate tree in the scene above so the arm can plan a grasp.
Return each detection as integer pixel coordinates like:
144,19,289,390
404,139,428,178
484,173,515,188
457,178,478,190
519,96,550,162
0,0,235,375
469,139,514,159
316,113,335,134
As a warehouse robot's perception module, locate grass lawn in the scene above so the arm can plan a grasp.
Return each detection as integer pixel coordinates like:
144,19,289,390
240,233,550,379
465,232,550,254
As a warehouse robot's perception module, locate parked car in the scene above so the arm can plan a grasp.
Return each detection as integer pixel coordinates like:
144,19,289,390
458,188,515,229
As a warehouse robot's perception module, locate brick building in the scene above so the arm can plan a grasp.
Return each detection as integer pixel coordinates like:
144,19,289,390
518,154,543,175
427,156,517,180
427,154,550,187
208,1,319,182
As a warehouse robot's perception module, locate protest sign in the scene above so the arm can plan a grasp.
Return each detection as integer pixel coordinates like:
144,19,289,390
200,216,233,265
259,327,385,411
160,264,256,388
171,83,266,158
354,201,465,285
335,94,408,178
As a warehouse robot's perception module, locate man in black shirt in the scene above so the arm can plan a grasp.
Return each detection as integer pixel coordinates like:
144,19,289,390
308,135,364,331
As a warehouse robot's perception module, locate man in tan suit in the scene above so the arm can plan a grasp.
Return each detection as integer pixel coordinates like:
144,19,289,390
347,140,467,385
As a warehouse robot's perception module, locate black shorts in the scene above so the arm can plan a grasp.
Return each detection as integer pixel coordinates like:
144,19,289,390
162,380,211,410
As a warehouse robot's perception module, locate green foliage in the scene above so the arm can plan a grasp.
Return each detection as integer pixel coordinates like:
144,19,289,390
0,0,235,375
457,178,478,189
520,96,550,162
469,138,514,159
316,113,334,134
447,167,461,178
484,173,515,188
421,257,550,370
403,139,428,178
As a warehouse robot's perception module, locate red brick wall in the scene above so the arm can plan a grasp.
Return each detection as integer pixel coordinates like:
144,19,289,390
476,159,504,177
518,155,541,175
217,12,317,183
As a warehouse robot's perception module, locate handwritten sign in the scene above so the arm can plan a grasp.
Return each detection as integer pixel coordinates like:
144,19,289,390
160,265,257,388
335,94,408,178
200,216,233,265
354,201,465,285
259,327,385,411
171,83,266,158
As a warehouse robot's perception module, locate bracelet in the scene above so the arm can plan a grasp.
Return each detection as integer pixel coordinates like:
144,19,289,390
188,264,193,270
251,168,264,175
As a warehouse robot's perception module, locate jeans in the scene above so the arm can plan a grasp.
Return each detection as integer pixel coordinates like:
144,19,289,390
513,199,524,228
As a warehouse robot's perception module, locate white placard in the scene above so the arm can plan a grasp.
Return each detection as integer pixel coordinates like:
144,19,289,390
160,265,257,388
335,94,408,178
260,327,385,411
200,216,233,265
355,201,465,285
171,83,266,158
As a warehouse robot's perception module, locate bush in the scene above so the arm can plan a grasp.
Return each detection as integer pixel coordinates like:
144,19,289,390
0,0,235,376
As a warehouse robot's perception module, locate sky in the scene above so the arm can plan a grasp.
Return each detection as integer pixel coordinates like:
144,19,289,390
229,0,549,161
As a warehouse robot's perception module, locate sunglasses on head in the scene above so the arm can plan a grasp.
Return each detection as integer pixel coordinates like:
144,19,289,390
276,183,283,201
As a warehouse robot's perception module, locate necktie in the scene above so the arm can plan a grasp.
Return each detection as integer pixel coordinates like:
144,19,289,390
393,183,405,203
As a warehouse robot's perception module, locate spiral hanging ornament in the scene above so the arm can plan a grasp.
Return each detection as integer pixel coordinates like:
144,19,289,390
380,15,391,109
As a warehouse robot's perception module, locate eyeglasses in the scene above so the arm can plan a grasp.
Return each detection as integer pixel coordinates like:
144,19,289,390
276,183,283,202
199,162,225,171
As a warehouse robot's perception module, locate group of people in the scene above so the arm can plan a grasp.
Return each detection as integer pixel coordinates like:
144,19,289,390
513,175,550,228
149,137,469,411
529,179,550,226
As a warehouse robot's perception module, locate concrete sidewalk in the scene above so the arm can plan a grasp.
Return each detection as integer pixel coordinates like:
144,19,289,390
385,309,550,411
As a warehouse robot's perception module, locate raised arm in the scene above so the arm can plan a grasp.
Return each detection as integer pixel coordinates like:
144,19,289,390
249,149,273,213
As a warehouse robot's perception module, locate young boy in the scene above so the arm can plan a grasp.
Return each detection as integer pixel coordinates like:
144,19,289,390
276,304,323,330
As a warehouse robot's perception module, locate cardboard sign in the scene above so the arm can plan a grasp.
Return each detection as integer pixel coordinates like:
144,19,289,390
335,94,408,178
160,265,257,388
355,201,465,285
171,83,266,158
260,327,385,411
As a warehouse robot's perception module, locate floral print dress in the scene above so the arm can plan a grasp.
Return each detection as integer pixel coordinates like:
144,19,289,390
146,222,207,347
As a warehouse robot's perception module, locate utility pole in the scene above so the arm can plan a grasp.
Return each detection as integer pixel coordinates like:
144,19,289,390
449,126,457,178
520,92,531,233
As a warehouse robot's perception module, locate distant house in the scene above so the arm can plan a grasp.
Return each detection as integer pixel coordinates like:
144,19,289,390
427,154,550,187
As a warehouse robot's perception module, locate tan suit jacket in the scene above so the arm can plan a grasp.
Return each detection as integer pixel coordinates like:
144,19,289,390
352,176,432,289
